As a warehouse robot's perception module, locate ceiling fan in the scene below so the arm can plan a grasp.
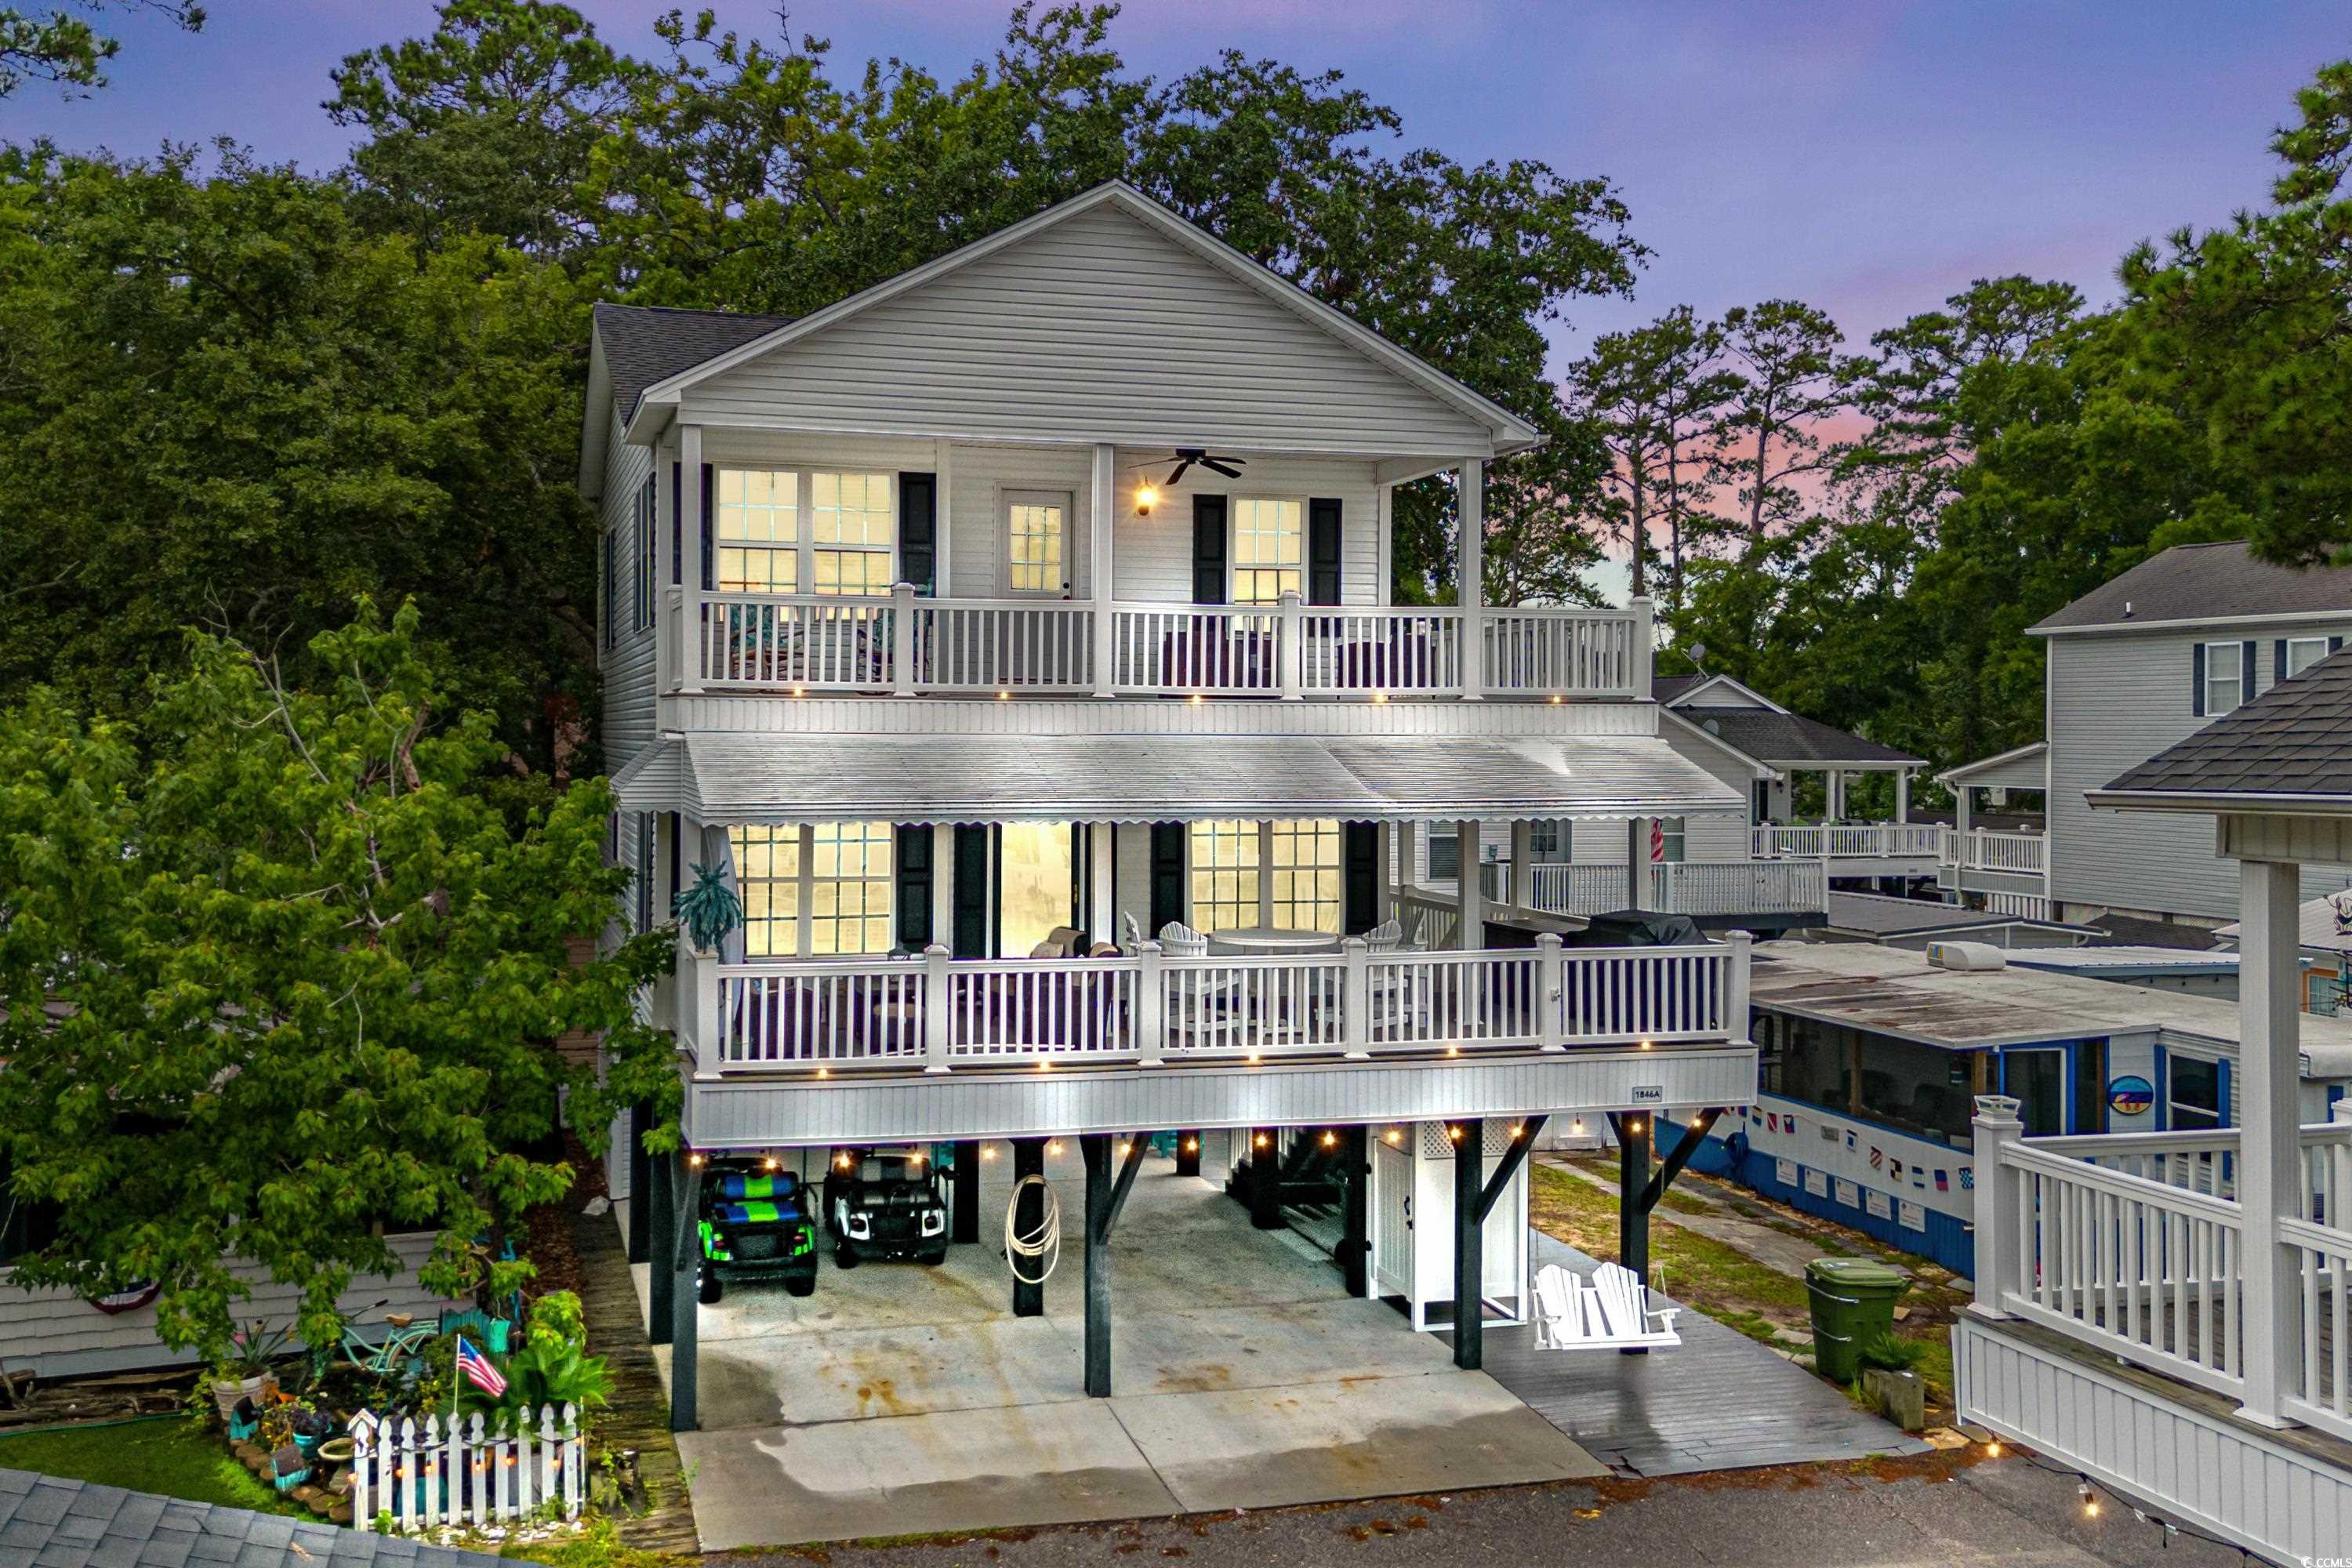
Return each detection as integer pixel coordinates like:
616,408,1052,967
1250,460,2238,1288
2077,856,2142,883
1160,448,1247,485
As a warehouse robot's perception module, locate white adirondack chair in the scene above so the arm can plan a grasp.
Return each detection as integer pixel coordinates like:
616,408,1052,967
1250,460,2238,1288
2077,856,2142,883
1531,1261,1681,1351
1158,921,1250,1047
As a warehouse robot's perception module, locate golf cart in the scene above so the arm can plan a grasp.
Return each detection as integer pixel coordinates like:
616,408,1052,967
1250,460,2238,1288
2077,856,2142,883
823,1147,950,1267
698,1159,818,1303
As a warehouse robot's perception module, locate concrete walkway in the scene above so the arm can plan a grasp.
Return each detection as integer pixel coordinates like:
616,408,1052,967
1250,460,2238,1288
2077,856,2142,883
652,1146,1602,1550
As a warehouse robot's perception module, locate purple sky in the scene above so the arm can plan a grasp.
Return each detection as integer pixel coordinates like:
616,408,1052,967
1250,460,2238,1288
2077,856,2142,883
6,1,2342,367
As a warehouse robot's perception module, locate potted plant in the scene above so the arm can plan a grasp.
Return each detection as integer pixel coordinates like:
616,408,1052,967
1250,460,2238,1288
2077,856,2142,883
671,862,742,956
209,1319,292,1419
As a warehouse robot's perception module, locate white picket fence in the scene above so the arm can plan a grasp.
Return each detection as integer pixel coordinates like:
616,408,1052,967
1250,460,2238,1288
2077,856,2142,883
350,1405,583,1534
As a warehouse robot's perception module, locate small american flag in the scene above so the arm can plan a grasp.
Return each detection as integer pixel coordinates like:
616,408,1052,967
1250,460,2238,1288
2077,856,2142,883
456,1335,506,1397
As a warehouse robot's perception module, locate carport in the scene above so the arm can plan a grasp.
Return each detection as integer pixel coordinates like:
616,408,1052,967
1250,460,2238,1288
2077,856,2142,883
634,1139,1605,1548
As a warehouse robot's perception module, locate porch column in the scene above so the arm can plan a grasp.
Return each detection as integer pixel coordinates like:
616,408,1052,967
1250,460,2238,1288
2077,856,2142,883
1087,821,1116,946
667,1149,703,1432
1081,1134,1114,1397
952,1139,981,1245
1457,820,1483,946
1617,1111,1651,1287
1457,460,1484,700
1091,441,1116,696
1894,768,1911,824
1010,1137,1047,1317
680,423,705,694
933,438,954,599
1827,768,1846,821
2237,855,2304,1428
1453,1119,1484,1369
647,1141,676,1345
1508,819,1534,913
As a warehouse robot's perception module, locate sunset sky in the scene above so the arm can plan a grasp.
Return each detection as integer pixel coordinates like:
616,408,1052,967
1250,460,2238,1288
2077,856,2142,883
7,1,2343,365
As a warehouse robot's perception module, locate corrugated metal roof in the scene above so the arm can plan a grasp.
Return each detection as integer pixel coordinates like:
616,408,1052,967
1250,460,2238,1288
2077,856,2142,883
2030,541,2352,633
614,731,1746,825
1751,939,2352,1073
2096,646,2352,803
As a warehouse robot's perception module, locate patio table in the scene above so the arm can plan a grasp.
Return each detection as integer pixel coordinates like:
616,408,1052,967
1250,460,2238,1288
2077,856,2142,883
1206,927,1342,956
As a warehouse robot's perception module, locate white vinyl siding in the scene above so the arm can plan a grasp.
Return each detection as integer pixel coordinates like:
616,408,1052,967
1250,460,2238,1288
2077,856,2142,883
681,202,1495,456
598,412,659,773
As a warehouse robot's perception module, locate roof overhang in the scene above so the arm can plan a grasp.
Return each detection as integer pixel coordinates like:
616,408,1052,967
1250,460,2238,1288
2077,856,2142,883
1938,741,2048,791
621,182,1545,459
2030,608,2352,638
1658,708,1777,779
614,731,1747,826
2085,788,2352,818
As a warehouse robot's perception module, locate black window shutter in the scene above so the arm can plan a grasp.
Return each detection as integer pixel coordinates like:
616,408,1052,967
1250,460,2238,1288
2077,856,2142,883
700,464,715,593
670,463,683,586
2332,636,2345,656
1308,498,1343,606
602,532,617,650
2241,640,2257,705
1069,824,1088,935
899,472,938,595
1149,823,1187,932
1343,822,1378,935
953,825,991,958
895,825,933,950
2276,639,2288,684
1191,495,1229,605
2191,644,2206,717
666,811,681,916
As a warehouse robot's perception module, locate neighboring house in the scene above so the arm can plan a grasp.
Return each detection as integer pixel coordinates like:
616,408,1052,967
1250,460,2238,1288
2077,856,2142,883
1665,937,2352,1278
1953,643,2352,1563
585,181,1759,1429
1944,541,2352,929
1797,891,2093,951
2214,893,2352,1016
1413,670,1930,931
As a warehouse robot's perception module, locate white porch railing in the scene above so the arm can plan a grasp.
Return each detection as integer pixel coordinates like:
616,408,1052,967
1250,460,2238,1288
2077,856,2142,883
1976,1109,2352,1443
1937,826,2048,874
1751,822,1943,860
1475,858,1828,918
677,585,1644,700
350,1405,583,1534
682,934,1749,1074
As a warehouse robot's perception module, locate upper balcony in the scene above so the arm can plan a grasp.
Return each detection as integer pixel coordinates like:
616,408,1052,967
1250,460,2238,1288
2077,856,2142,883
659,586,1647,704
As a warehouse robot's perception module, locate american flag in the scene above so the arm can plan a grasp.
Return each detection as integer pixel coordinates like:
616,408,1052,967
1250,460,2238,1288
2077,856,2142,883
456,1335,506,1397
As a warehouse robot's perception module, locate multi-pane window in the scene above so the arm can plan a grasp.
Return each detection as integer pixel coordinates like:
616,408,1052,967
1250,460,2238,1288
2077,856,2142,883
810,473,895,596
1189,820,1261,934
808,822,893,955
1657,816,1687,864
2288,636,2332,679
1006,497,1065,594
731,826,803,957
1428,825,1461,882
1269,819,1341,934
716,469,800,593
728,822,894,958
2204,641,2242,717
1528,820,1570,862
632,475,658,633
1231,498,1302,604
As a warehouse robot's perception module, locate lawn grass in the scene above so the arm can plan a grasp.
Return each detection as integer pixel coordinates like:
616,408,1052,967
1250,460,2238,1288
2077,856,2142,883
1528,1164,1808,1328
0,1417,302,1515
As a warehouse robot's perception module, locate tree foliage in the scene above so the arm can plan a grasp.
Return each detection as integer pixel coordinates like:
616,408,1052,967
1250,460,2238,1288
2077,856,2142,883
0,604,675,1360
0,0,198,99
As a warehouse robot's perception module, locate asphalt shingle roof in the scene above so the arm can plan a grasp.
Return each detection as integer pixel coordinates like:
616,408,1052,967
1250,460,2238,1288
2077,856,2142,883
592,302,795,423
0,1471,497,1568
1650,674,1704,704
2031,540,2352,633
2100,646,2352,800
1675,708,1924,767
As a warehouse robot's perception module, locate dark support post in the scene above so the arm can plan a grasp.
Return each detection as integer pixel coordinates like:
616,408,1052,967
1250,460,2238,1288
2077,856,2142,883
626,1102,653,1264
1081,1134,1113,1397
668,1152,703,1432
1639,1109,1723,1216
1341,1125,1370,1297
1613,1112,1653,1356
1453,1119,1484,1370
1175,1130,1202,1178
647,1142,676,1346
1010,1137,1047,1317
952,1139,981,1244
1250,1128,1283,1229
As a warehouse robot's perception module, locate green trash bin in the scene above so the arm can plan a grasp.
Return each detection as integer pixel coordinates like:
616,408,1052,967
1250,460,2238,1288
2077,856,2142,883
1805,1258,1907,1383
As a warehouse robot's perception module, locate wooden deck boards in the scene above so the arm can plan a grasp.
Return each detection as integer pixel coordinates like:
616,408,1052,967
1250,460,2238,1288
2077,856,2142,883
571,1204,699,1555
1449,1235,1931,1477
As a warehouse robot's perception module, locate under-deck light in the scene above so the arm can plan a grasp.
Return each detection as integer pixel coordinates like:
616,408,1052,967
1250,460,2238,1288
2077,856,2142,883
1549,695,1563,705
1446,1125,1462,1142
1571,1118,1584,1135
837,1153,852,1170
1509,1123,1523,1139
1116,1142,1131,1158
1254,1134,1269,1149
791,685,805,698
687,1152,705,1168
982,1145,998,1161
1183,1137,1199,1153
1371,691,1388,705
764,1156,779,1171
1047,1140,1062,1155
1640,1039,1653,1051
1246,1051,1260,1064
1385,1130,1402,1145
816,1067,829,1079
997,690,1011,700
1321,1131,1337,1148
1189,693,1205,704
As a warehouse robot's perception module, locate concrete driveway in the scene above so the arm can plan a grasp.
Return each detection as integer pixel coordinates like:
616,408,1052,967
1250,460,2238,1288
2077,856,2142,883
644,1143,1602,1549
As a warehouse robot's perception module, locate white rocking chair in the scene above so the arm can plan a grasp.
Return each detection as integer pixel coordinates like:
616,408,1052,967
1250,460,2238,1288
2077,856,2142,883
1531,1261,1681,1352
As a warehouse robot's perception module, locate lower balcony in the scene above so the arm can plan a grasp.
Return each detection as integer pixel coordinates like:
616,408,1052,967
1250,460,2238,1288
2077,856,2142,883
1750,822,1943,863
1476,858,1828,924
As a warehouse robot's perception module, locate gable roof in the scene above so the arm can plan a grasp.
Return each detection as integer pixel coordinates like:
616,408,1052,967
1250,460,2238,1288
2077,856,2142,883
2091,646,2352,813
1650,673,1704,704
1673,708,1924,768
594,303,795,425
620,181,1544,456
1937,740,2048,791
1655,671,1788,713
2029,541,2352,636
0,1468,498,1568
